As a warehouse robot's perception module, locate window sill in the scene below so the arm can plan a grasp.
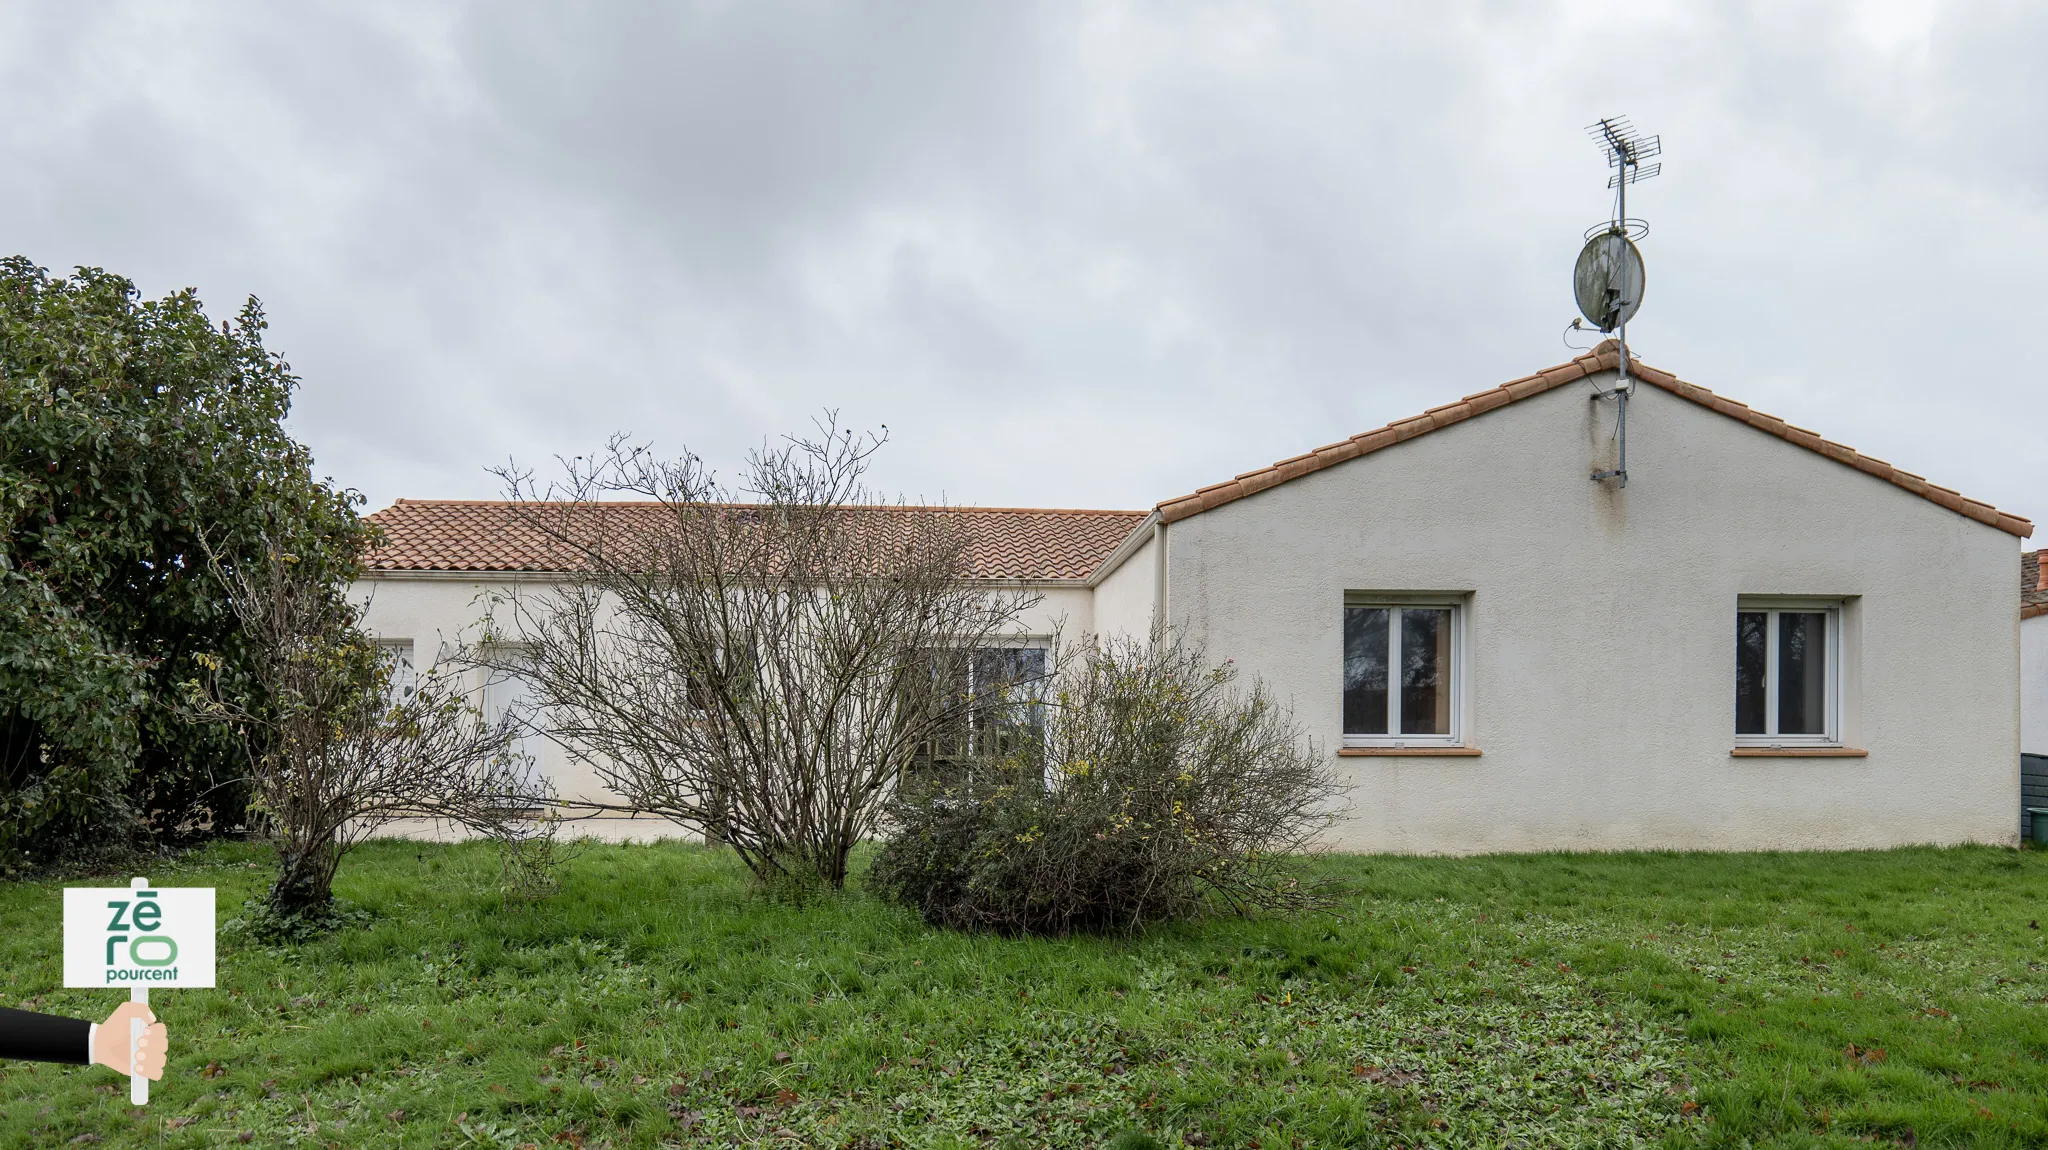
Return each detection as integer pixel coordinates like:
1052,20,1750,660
1338,746,1481,757
1729,747,1867,758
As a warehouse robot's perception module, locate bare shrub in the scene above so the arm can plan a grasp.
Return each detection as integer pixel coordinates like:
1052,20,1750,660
493,418,1037,890
870,633,1345,934
187,540,542,923
496,809,582,904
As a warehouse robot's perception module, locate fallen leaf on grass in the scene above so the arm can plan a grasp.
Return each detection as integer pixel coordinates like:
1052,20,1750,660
1353,1063,1428,1087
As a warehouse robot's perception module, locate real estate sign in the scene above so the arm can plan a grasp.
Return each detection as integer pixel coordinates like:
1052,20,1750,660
62,882,216,990
62,878,214,1105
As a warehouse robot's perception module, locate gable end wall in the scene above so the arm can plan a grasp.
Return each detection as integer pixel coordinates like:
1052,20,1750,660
1167,370,2018,852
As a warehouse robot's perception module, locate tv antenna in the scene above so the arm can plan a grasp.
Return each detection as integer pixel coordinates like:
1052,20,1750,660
1576,115,1660,488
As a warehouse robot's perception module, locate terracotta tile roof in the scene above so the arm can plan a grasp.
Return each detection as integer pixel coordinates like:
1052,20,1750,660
2024,551,2048,620
1156,342,2035,539
364,500,1147,581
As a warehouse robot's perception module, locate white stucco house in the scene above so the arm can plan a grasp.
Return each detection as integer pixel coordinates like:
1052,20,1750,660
358,343,2035,851
2019,551,2048,840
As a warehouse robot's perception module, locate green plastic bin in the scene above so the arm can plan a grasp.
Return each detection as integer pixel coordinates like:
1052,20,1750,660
2030,809,2048,847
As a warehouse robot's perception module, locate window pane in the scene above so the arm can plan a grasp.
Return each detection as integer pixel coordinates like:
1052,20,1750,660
483,649,542,793
1342,607,1389,734
376,641,415,701
1777,611,1828,735
915,648,973,766
1735,612,1767,734
971,647,1047,755
1399,608,1452,734
973,648,1045,694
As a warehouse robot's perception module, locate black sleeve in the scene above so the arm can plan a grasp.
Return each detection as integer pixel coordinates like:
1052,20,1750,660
0,1006,92,1065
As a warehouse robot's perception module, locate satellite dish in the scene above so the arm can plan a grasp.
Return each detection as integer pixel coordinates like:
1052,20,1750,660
1573,230,1645,333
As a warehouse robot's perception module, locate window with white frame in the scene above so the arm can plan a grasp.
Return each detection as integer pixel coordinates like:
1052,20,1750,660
481,645,544,793
1342,598,1463,747
1735,600,1840,746
909,644,1050,786
374,640,416,701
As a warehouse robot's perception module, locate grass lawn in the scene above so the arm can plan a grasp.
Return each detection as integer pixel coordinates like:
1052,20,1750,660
2,841,2045,1148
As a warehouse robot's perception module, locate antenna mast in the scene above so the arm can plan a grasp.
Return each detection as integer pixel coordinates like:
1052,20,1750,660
1579,116,1660,487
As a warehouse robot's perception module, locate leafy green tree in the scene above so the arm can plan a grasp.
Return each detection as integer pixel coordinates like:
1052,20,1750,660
0,257,371,867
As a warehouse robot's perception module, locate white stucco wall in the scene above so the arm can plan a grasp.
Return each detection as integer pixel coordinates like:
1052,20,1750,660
1090,530,1157,642
1165,369,2021,852
348,574,618,806
2022,614,2048,757
352,574,1098,809
1021,585,1094,641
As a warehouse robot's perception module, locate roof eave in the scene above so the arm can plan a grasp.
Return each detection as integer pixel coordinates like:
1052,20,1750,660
1084,510,1162,588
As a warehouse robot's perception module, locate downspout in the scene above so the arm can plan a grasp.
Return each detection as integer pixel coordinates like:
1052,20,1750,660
1151,519,1167,640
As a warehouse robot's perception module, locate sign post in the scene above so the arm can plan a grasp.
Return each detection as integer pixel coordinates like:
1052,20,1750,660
63,877,215,1105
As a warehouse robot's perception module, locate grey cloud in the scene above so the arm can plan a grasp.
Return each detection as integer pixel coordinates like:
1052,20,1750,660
2,1,2044,525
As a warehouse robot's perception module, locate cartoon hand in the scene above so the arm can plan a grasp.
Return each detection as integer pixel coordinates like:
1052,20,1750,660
92,1002,166,1080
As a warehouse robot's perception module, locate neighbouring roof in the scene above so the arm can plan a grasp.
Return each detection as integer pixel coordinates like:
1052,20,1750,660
1154,342,2034,539
363,500,1147,581
2024,551,2048,620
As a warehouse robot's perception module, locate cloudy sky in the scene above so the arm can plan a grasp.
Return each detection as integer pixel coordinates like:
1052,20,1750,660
3,1,2043,523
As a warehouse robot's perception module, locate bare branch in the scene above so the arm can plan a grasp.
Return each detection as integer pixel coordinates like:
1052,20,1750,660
491,417,1038,889
187,534,545,920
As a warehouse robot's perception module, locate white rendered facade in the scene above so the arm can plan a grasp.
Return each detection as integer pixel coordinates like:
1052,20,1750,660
350,572,1097,822
359,360,2029,851
2022,612,2048,757
1148,368,2020,851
